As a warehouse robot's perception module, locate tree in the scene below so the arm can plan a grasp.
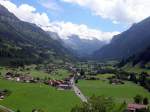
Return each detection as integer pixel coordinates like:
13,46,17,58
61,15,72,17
139,72,147,86
75,79,78,83
71,95,126,112
130,73,137,83
134,95,143,104
16,110,21,112
80,69,85,76
143,97,149,105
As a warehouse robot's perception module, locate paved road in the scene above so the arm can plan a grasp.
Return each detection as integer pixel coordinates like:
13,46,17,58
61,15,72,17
70,77,87,102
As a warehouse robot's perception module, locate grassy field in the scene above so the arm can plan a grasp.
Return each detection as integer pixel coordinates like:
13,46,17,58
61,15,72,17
0,67,71,80
0,79,80,112
49,69,71,80
28,69,71,80
77,80,150,103
96,74,115,79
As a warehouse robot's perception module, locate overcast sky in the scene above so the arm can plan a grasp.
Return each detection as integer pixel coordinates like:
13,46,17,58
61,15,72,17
0,0,150,41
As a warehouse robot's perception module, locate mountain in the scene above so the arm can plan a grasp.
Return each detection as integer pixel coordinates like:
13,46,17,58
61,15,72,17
93,17,150,60
62,35,106,57
117,46,150,68
0,5,72,66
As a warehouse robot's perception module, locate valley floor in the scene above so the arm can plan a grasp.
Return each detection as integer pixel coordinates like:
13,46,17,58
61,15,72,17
77,80,150,103
1,65,150,112
0,79,80,112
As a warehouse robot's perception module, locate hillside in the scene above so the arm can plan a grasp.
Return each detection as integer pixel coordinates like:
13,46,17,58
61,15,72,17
0,5,72,66
118,46,150,68
93,17,150,60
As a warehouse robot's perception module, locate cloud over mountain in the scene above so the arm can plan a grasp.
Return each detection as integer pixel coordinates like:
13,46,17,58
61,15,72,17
0,0,119,42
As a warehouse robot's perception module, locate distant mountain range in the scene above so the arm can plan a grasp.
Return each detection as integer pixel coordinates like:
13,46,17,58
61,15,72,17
62,35,106,57
1,3,150,66
93,17,150,61
0,5,72,65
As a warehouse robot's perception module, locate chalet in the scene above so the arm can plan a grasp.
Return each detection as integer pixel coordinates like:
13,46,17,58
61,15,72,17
127,103,147,112
0,91,4,100
45,79,72,90
5,72,14,80
109,78,124,85
0,89,10,100
46,80,65,87
0,95,4,100
57,84,72,90
4,72,38,83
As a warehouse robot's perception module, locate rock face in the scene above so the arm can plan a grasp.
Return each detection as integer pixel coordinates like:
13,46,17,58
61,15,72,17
93,17,150,60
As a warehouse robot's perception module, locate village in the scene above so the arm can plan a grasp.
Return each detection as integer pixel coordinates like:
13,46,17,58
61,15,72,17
0,62,150,112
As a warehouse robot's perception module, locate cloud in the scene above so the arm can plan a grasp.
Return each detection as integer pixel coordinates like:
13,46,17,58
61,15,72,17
43,21,119,42
0,0,50,27
62,0,150,24
0,0,119,42
39,0,62,12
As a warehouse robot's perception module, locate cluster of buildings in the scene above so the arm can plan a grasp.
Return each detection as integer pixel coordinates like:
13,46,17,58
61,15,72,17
45,77,72,90
4,71,73,90
4,72,39,83
127,103,148,112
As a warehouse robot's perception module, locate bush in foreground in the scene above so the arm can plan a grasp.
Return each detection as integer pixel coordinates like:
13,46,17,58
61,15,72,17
71,95,126,112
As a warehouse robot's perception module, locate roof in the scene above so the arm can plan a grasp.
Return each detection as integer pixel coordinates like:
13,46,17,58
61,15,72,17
128,103,147,110
58,84,70,87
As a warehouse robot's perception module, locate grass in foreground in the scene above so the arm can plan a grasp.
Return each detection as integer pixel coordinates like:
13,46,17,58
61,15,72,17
0,79,80,112
77,80,150,103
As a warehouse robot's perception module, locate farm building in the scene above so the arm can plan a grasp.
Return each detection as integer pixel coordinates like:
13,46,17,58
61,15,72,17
127,103,147,112
57,84,72,90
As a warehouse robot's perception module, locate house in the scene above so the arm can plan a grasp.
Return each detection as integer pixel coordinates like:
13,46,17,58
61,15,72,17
109,78,124,85
46,80,65,87
127,103,147,112
57,84,72,90
0,91,5,100
0,89,10,100
45,79,72,90
5,72,14,80
0,95,4,100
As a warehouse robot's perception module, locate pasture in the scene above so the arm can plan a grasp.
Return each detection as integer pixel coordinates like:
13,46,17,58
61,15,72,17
0,67,71,80
0,79,80,112
77,80,150,103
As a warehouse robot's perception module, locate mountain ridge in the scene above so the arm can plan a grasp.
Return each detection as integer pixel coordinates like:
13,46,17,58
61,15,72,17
92,17,150,60
0,4,73,66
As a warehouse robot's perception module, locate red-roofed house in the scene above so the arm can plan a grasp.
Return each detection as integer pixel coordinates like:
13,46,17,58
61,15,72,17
127,103,147,112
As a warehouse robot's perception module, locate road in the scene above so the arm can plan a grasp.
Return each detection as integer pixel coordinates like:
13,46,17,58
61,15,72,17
70,77,87,102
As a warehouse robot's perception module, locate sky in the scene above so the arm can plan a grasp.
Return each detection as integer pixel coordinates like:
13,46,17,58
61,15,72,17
0,0,150,42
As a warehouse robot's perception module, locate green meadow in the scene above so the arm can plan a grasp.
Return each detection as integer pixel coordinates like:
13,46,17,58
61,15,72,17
0,79,80,112
96,73,115,79
77,80,150,103
0,67,71,80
